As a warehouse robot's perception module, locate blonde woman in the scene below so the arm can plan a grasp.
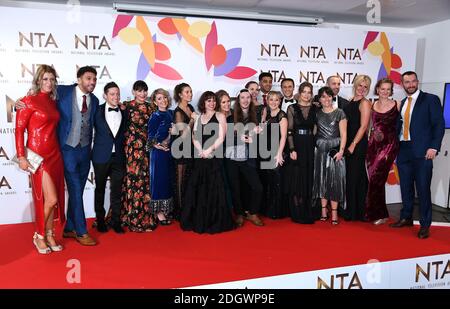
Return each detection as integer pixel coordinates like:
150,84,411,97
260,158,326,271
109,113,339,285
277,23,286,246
343,74,372,222
15,65,65,254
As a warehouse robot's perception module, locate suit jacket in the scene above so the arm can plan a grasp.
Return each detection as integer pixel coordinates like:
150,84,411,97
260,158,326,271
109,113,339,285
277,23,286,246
56,84,99,148
92,103,127,164
397,90,445,158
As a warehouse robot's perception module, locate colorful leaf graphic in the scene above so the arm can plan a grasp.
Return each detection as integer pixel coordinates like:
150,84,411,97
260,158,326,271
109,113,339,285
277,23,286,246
389,70,402,85
137,52,151,80
211,44,226,66
391,53,402,69
377,61,388,81
136,16,155,68
363,31,379,50
154,42,171,61
172,18,203,53
205,22,218,71
380,32,391,75
118,27,144,45
158,17,178,35
225,66,257,79
214,48,242,76
188,21,211,38
151,63,183,80
112,15,133,38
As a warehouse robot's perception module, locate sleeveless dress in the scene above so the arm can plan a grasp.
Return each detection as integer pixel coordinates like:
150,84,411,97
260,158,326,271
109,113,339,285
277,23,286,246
180,113,235,234
365,104,399,221
343,99,368,221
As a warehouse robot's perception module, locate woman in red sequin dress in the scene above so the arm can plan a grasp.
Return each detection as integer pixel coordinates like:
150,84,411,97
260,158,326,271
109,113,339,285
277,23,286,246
15,65,65,254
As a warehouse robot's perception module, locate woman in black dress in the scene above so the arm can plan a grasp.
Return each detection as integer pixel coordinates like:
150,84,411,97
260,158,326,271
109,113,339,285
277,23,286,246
171,83,196,219
180,91,235,234
261,91,288,219
343,75,372,221
286,82,317,224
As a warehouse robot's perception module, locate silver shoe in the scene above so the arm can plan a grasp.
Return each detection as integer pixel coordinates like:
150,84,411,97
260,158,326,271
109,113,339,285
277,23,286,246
373,218,389,225
46,230,63,252
33,232,51,254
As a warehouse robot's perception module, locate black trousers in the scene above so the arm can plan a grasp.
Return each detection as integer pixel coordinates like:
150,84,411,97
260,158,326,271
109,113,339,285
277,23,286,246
93,154,125,225
225,159,263,216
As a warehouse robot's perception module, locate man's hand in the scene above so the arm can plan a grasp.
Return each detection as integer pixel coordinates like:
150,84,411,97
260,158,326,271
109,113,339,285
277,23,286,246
15,100,26,110
425,149,437,160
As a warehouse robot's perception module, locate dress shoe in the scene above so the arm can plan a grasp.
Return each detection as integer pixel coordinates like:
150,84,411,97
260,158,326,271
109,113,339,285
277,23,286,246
418,227,430,239
235,215,244,227
373,218,389,225
246,214,264,226
390,218,413,228
96,220,109,233
111,223,125,234
158,219,172,226
63,230,77,238
76,234,97,246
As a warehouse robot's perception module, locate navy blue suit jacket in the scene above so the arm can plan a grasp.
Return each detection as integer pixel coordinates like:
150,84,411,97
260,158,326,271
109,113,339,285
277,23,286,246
56,84,99,148
92,103,127,164
397,90,445,159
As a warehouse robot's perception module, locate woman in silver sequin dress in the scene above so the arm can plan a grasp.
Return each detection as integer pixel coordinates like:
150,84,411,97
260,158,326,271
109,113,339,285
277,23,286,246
312,87,348,225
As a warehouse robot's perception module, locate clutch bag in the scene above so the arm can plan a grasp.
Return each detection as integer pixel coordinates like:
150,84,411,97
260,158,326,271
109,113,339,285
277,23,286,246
12,148,44,174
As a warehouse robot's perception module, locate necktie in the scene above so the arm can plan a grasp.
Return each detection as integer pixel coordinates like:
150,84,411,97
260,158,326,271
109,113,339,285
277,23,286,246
262,94,267,106
108,107,119,112
333,97,337,102
285,99,294,103
81,95,88,113
403,96,413,140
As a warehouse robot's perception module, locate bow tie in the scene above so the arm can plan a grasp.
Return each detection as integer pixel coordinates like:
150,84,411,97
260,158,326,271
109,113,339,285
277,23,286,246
108,107,119,112
285,99,294,103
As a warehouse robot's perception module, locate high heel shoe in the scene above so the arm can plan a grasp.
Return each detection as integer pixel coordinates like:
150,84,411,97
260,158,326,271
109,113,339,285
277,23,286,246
320,206,328,221
46,230,63,252
33,232,51,254
156,214,172,226
331,209,339,225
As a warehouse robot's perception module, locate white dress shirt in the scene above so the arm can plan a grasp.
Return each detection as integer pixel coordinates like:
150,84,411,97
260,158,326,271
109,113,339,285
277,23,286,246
281,97,296,112
400,89,420,142
75,85,90,112
104,102,122,152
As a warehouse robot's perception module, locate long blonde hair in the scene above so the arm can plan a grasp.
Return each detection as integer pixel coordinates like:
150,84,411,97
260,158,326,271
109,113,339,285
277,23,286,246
31,65,58,100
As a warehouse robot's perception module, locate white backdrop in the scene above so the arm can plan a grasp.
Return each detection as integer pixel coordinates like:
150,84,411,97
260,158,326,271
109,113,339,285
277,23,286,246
0,6,417,225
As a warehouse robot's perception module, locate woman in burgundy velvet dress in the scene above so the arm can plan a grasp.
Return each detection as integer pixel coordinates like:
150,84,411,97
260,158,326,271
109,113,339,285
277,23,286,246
15,65,65,254
365,78,400,225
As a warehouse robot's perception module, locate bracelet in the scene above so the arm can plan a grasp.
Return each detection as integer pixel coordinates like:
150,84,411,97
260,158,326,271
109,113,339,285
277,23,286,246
351,141,356,145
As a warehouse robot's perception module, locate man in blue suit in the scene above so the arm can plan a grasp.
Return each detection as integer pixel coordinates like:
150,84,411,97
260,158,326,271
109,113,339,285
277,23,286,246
57,66,99,245
390,71,445,239
92,82,127,234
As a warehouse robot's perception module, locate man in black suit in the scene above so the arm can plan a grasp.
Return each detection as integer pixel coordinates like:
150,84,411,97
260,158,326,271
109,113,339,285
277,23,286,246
390,71,445,239
313,75,349,109
92,82,127,233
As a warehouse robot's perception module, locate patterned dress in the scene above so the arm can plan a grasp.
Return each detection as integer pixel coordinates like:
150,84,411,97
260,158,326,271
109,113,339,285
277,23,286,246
121,99,156,232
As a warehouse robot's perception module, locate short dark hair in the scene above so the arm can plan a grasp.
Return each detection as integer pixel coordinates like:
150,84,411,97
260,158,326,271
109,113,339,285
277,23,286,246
258,72,273,82
104,81,119,94
318,86,334,99
281,78,295,87
401,71,418,80
132,80,148,92
77,66,97,78
245,81,258,89
197,91,216,113
174,83,191,103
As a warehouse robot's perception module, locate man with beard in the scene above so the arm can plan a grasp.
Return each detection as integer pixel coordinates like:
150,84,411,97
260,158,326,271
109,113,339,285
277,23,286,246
390,71,445,239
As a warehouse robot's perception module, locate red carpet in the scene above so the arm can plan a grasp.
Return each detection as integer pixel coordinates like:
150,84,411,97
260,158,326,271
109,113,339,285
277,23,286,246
0,218,449,288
